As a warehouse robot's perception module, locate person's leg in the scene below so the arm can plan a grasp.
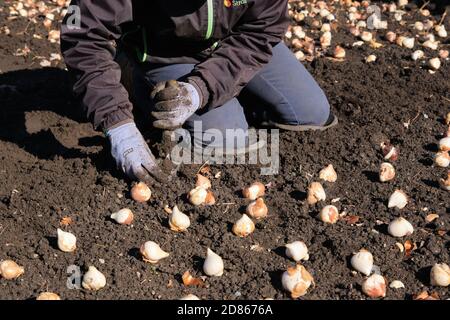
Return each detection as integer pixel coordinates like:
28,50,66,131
241,42,336,130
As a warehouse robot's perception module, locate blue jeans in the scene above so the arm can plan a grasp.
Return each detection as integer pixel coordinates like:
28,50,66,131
132,43,330,145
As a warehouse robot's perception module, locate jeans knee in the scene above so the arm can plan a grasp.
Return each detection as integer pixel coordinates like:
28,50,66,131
284,87,330,126
311,89,331,125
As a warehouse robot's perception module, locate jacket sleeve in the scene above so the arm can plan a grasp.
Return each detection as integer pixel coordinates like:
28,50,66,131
187,0,289,108
60,0,133,131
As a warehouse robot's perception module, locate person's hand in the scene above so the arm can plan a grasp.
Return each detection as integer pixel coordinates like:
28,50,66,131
106,122,167,183
150,80,201,130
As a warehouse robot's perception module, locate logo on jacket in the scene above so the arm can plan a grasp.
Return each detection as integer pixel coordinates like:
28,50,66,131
224,0,247,8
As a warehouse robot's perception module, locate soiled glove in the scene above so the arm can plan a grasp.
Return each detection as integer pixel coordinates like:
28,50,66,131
151,80,201,130
106,122,166,183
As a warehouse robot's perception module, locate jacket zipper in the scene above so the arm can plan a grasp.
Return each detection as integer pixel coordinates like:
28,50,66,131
205,0,214,40
140,27,148,62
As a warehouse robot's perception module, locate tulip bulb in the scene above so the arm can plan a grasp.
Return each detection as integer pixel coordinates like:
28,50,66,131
169,205,190,232
435,151,450,167
36,292,61,300
388,189,408,209
402,37,414,49
414,21,424,31
366,55,377,63
389,280,405,289
293,26,306,38
307,182,326,205
411,50,424,61
385,31,396,43
203,248,224,277
351,249,374,276
242,182,265,200
430,263,450,287
320,24,330,33
131,182,151,202
294,50,305,61
320,31,332,48
362,274,387,298
422,40,438,50
379,162,396,182
446,112,450,125
179,294,200,300
285,241,309,262
333,46,346,59
350,27,360,37
439,49,449,59
319,205,339,224
428,57,441,70
196,174,211,190
319,164,337,182
188,186,216,206
0,260,24,280
436,25,447,38
57,228,76,253
396,35,406,47
110,208,134,225
246,198,268,220
140,241,169,264
232,214,255,237
388,217,414,237
282,265,314,298
361,31,372,42
380,142,398,161
82,266,106,291
439,137,450,151
439,172,450,191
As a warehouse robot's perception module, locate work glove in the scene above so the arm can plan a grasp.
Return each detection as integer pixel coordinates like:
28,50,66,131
106,122,167,183
150,80,201,130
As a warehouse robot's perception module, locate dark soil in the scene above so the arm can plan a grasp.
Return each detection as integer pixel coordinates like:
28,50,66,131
0,1,449,300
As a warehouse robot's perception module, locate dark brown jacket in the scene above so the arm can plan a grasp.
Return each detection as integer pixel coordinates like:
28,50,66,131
61,0,289,130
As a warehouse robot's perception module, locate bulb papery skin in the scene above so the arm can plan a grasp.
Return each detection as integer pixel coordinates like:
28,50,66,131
430,263,450,287
439,137,450,151
319,164,337,182
203,248,224,277
196,174,211,190
130,182,151,202
281,264,314,298
246,198,268,220
307,182,326,205
379,162,395,182
169,205,191,232
440,172,450,191
140,241,170,264
82,266,106,291
388,217,414,237
362,274,387,298
0,260,25,280
232,214,255,237
57,228,77,253
319,205,339,224
351,249,374,276
180,294,200,300
242,182,265,200
435,151,450,167
428,57,440,71
285,241,309,262
188,186,208,206
388,190,408,209
36,292,61,300
110,208,134,225
389,280,405,289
